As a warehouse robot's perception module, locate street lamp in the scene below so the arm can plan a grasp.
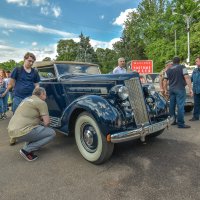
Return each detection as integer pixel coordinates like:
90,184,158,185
173,5,200,65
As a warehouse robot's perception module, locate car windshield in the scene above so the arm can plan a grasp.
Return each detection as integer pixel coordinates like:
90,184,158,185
56,63,101,75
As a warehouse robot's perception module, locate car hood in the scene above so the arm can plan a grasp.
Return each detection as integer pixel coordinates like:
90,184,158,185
59,73,139,82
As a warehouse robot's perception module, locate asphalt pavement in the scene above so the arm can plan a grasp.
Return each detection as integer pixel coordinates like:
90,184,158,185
0,111,200,200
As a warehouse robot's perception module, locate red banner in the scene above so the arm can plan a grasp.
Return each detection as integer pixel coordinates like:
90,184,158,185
131,60,153,73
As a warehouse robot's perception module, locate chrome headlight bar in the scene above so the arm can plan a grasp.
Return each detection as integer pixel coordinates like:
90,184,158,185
111,85,129,100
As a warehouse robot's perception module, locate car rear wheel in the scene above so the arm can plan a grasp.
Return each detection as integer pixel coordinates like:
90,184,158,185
75,112,114,164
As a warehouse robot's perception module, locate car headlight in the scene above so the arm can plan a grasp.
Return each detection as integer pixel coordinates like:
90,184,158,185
148,84,156,95
118,86,129,100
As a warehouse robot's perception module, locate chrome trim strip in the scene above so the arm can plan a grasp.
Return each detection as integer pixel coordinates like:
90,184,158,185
111,116,172,143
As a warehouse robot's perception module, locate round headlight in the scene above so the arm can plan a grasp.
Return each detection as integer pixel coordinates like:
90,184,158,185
148,84,156,95
118,86,129,100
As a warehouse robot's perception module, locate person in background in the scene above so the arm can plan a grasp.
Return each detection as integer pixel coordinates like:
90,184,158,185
189,56,200,121
2,52,40,113
113,57,127,74
159,60,173,99
0,69,8,119
8,87,56,162
4,70,11,110
163,56,193,128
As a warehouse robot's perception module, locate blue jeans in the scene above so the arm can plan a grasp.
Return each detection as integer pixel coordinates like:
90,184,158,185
0,93,8,113
12,96,24,113
193,93,200,119
169,89,186,127
18,125,56,153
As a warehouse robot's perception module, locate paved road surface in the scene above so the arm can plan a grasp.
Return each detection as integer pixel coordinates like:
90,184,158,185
0,111,200,200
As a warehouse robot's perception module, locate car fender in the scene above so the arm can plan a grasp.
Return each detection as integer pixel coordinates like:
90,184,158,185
60,95,122,136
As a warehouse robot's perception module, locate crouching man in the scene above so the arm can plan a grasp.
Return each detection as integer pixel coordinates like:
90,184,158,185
8,87,56,161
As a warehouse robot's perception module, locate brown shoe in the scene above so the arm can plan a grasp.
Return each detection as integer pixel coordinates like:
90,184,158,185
9,138,16,146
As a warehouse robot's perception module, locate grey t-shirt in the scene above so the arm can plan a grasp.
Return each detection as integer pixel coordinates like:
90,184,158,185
164,65,188,90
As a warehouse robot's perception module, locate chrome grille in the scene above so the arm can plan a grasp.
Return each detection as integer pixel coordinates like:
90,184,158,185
49,116,61,127
125,78,149,126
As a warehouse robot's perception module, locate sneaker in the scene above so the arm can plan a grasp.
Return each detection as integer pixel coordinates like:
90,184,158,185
2,113,7,119
9,138,16,146
178,124,191,128
189,118,199,121
19,149,38,161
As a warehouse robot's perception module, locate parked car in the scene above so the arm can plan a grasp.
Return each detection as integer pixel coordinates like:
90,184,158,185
33,61,171,164
140,73,194,112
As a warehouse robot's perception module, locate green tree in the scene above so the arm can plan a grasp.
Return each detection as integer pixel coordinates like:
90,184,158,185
0,60,18,71
76,33,97,63
56,39,78,61
95,48,118,73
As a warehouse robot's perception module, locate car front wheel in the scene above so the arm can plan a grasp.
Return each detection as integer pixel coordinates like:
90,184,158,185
75,112,114,164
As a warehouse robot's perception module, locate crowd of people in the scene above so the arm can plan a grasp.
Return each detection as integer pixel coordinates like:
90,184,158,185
113,56,200,128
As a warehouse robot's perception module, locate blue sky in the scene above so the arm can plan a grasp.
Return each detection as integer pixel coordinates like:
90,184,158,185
0,0,141,62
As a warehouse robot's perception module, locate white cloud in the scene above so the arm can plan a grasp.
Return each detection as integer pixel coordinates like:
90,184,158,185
6,0,28,6
52,6,61,18
40,5,61,17
113,8,136,27
99,15,104,20
40,7,49,15
0,43,57,62
71,37,120,50
0,37,120,63
76,0,130,6
90,38,120,49
6,0,48,6
2,30,9,36
2,29,13,36
32,0,49,6
32,41,38,46
0,17,77,38
6,0,61,18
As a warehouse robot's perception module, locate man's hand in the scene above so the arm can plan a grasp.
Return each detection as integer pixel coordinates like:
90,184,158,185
189,89,193,97
1,91,7,97
160,89,165,96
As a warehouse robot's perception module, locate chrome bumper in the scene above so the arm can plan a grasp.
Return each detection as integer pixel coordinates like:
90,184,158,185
111,116,173,143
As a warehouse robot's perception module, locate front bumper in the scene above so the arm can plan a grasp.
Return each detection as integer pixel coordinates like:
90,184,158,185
111,116,173,143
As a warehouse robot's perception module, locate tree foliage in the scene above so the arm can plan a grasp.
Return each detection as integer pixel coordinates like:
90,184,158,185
1,0,199,73
56,39,78,61
121,0,200,71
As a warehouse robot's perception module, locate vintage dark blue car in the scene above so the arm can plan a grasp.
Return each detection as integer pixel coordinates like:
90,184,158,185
33,61,171,164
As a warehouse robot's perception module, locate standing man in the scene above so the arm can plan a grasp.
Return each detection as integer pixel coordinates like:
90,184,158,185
189,56,200,121
163,56,193,128
2,52,40,113
159,60,172,98
8,87,56,162
113,57,127,74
